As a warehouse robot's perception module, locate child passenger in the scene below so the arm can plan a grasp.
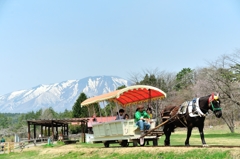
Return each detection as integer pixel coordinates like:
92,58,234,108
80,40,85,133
123,114,129,119
146,107,152,119
115,109,125,120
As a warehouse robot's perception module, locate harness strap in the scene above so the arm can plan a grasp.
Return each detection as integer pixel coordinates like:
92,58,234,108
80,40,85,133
170,106,180,116
176,115,187,127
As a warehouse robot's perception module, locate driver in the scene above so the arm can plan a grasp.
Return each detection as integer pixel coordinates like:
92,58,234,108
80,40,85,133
135,105,151,133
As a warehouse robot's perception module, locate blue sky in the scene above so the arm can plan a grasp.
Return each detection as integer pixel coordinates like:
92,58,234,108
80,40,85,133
0,0,240,95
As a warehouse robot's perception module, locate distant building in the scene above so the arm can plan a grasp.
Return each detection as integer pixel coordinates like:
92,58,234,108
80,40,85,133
71,116,116,134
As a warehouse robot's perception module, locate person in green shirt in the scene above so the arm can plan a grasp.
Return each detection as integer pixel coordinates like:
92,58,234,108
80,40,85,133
1,137,5,142
135,105,151,132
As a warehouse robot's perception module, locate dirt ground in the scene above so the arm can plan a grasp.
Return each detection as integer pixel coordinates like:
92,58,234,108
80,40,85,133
23,144,240,158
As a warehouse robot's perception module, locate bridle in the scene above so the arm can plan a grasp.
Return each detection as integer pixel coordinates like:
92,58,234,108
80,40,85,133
208,93,222,112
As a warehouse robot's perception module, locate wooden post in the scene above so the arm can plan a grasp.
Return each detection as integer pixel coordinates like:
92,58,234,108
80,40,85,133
1,142,7,153
81,121,84,143
27,121,30,140
84,121,86,143
33,124,36,139
51,121,54,140
48,126,50,136
81,121,85,143
8,142,10,154
66,124,69,137
56,126,58,140
85,120,88,134
41,125,43,137
63,124,65,136
44,126,47,137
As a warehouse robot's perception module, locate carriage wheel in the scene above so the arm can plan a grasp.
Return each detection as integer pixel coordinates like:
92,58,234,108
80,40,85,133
139,139,145,146
121,140,129,147
153,139,158,146
104,141,110,148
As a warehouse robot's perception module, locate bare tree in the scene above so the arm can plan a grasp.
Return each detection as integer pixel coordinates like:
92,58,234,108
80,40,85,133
192,52,240,133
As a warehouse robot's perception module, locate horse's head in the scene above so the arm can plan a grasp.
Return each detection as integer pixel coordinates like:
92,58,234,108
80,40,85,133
208,93,222,118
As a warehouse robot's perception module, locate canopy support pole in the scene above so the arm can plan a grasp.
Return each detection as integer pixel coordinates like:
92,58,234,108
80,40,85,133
87,107,90,117
103,101,108,121
98,103,102,117
109,102,114,117
116,102,120,119
148,89,151,109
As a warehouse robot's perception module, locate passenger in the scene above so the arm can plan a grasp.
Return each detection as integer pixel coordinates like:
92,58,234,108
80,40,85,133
1,137,5,151
92,113,97,122
123,114,129,119
135,105,150,133
93,117,97,122
133,108,138,119
115,109,125,120
146,107,153,119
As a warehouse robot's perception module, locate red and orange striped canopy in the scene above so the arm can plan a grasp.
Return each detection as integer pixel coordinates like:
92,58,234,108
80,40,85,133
81,85,166,107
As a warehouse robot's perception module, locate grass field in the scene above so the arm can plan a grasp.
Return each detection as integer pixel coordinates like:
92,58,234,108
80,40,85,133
1,126,240,159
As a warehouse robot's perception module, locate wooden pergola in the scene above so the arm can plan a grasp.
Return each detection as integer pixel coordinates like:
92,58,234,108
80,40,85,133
27,118,89,142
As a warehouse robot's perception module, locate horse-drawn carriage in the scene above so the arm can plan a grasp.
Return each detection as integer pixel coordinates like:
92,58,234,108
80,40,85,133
81,85,223,147
81,85,167,147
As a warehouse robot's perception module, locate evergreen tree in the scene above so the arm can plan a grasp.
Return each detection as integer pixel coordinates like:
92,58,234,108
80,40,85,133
0,114,9,128
117,85,126,90
174,68,194,91
59,109,72,119
40,107,58,119
136,73,168,92
72,93,88,118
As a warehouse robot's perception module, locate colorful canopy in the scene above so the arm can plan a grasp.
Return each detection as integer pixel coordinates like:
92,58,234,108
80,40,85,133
81,85,166,107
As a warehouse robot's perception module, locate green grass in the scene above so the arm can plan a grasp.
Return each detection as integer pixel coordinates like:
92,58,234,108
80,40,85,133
159,128,240,146
42,141,65,148
1,149,230,159
0,151,39,159
201,133,240,138
1,149,232,159
75,131,240,147
0,132,239,159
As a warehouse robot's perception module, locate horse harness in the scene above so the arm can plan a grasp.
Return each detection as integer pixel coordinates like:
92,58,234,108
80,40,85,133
164,106,188,127
163,94,222,127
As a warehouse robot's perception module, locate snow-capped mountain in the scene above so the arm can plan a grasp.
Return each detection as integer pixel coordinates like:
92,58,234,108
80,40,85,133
0,76,131,113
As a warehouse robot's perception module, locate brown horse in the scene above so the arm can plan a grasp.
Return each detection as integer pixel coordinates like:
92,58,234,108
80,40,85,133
161,93,222,146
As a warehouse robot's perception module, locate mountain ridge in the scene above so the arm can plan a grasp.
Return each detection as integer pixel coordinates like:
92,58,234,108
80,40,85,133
0,75,131,113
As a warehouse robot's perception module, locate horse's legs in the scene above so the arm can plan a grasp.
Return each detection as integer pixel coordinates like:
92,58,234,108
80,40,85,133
198,125,207,146
185,127,192,146
163,125,174,146
163,126,172,146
